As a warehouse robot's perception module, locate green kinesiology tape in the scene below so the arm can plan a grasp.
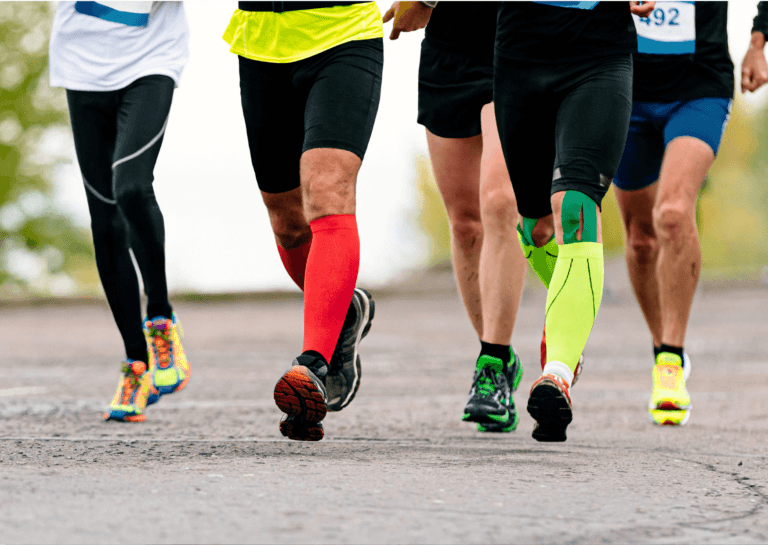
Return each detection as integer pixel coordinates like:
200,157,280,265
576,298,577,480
517,219,559,290
561,191,598,244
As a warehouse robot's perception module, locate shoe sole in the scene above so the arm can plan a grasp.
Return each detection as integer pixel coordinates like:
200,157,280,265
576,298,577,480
527,381,572,442
463,404,510,425
103,412,146,423
649,408,690,426
279,418,324,441
274,366,327,424
477,411,519,433
329,288,375,412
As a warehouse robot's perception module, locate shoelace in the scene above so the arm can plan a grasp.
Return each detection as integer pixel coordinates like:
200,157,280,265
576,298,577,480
147,321,172,368
475,368,500,397
120,362,144,404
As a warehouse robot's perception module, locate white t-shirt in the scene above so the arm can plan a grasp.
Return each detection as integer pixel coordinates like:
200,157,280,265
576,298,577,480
49,1,189,91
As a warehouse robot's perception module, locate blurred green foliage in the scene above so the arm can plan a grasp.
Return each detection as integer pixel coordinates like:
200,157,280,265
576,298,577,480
0,2,96,299
416,96,768,278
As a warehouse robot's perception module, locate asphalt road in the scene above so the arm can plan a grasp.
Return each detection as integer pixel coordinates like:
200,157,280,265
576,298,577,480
1,271,767,544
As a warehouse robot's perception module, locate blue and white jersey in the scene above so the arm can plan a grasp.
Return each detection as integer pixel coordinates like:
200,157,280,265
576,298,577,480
633,1,696,55
49,2,189,92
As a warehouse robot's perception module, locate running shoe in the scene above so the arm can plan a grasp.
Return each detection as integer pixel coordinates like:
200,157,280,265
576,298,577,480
462,354,515,429
541,327,584,385
103,360,157,422
527,373,573,442
326,288,375,412
274,353,328,441
476,350,524,432
648,352,691,426
143,314,190,405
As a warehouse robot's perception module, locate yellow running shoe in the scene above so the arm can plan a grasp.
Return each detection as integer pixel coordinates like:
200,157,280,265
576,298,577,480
144,314,190,405
103,360,156,422
649,352,691,426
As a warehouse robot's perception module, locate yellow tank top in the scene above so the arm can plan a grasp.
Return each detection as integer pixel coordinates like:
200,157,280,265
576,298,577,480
223,2,383,63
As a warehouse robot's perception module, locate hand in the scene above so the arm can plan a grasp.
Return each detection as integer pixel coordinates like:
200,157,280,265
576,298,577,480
742,32,768,93
630,1,655,18
382,1,433,40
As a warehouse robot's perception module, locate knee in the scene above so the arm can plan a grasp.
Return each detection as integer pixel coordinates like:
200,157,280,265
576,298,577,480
652,200,692,240
269,212,312,250
480,185,519,229
448,210,483,249
114,180,153,212
625,221,657,263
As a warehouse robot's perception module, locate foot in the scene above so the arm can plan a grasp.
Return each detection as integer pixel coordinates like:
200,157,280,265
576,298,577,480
462,355,516,430
274,353,328,441
144,314,190,405
326,288,375,412
527,373,573,442
103,360,157,422
541,327,584,385
476,350,523,433
648,352,691,426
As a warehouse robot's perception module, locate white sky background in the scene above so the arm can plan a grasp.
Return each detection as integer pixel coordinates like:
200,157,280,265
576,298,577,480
52,1,768,294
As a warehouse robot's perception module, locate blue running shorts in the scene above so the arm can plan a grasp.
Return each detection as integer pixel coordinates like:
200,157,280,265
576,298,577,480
613,97,732,191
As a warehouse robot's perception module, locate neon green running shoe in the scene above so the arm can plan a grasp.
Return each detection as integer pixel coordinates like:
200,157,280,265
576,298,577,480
463,350,522,432
649,352,691,426
144,314,190,405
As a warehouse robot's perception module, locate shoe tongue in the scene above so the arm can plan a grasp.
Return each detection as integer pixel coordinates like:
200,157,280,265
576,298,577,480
656,352,682,367
476,355,503,374
149,316,170,331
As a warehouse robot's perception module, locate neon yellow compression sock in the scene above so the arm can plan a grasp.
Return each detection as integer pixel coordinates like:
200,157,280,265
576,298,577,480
517,225,558,289
544,241,603,374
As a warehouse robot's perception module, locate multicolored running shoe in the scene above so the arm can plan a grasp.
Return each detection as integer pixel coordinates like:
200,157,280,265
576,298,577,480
326,288,375,412
527,373,573,442
144,314,190,405
274,353,328,441
463,353,517,430
475,350,524,433
103,360,157,422
649,352,691,426
541,327,584,385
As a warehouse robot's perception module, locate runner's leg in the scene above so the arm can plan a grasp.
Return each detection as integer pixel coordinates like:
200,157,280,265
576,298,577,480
653,136,714,346
477,102,526,346
112,75,175,320
66,89,147,364
425,130,484,336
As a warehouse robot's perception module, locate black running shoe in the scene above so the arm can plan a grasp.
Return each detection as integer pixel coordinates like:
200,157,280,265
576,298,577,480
274,353,328,441
477,350,523,432
527,374,573,442
462,355,514,428
326,288,375,412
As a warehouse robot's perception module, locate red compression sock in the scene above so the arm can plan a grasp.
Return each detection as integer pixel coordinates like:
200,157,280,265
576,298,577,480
302,214,360,363
277,239,312,290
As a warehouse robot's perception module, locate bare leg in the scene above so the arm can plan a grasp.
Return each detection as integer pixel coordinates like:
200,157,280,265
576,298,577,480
477,103,527,345
426,129,484,337
615,183,662,346
653,137,714,346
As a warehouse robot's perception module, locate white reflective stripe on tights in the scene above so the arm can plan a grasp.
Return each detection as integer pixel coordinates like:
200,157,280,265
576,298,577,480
83,176,117,205
111,117,168,170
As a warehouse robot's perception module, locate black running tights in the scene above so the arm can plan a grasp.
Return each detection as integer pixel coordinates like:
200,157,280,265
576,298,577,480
67,75,175,362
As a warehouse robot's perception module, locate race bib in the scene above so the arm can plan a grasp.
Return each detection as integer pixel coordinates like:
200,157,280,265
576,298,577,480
74,1,153,27
634,1,696,55
531,1,599,9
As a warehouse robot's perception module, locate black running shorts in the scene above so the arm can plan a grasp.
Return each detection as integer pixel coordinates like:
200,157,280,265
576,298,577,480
493,54,633,219
238,38,383,194
417,38,493,139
